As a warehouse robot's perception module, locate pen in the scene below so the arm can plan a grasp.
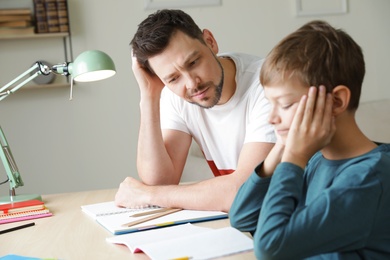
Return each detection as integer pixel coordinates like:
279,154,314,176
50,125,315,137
0,222,35,235
122,208,182,227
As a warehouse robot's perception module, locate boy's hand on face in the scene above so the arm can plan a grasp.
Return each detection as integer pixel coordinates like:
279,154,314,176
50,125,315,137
131,53,165,99
274,126,285,146
282,86,336,169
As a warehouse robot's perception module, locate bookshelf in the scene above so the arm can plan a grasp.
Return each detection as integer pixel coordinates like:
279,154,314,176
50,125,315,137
0,0,73,89
0,32,73,89
0,31,68,40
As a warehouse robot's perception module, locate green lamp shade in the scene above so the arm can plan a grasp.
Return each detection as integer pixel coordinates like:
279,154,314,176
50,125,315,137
69,50,116,82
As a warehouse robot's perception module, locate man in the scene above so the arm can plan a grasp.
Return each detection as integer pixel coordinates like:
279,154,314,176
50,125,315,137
115,9,275,212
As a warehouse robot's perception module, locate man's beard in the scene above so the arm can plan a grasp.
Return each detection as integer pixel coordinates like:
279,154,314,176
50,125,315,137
186,59,224,109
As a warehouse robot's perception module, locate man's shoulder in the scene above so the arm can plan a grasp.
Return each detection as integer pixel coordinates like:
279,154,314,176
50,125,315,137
161,87,197,113
226,53,265,95
161,87,183,104
218,52,264,68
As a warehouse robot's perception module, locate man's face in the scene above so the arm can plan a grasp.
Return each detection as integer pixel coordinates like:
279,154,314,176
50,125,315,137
264,78,308,143
148,31,224,109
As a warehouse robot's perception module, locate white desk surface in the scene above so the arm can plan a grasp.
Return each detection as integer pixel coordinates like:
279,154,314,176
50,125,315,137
0,189,255,259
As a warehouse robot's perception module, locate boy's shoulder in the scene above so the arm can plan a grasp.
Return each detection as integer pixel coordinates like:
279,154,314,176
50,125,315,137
375,143,390,163
374,143,390,156
306,144,390,188
308,143,390,170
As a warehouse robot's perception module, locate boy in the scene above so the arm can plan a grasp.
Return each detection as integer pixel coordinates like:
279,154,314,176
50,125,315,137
229,20,390,259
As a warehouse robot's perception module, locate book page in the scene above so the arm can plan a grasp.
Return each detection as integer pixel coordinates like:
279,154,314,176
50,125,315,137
106,223,211,253
108,224,253,259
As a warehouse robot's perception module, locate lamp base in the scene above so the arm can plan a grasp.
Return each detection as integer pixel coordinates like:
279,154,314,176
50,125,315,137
0,194,42,205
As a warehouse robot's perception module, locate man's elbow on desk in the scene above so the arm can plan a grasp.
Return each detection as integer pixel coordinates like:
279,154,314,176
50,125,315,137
137,167,183,186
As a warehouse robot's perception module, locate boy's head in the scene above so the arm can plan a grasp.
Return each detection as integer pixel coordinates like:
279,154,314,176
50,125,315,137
260,20,365,111
131,9,205,74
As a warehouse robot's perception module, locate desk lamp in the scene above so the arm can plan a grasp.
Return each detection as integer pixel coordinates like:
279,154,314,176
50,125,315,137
0,50,116,204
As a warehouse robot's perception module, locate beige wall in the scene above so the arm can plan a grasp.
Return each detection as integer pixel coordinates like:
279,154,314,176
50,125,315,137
0,0,389,196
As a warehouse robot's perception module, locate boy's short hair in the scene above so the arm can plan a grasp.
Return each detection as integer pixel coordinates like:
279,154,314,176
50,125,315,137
260,20,365,110
131,9,205,73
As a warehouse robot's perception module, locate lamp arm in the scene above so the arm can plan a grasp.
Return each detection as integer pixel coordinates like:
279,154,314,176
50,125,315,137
0,61,50,197
0,62,51,101
51,62,71,76
0,50,115,203
0,126,23,192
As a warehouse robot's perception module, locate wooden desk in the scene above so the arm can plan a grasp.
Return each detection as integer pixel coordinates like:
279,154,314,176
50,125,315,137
1,189,255,259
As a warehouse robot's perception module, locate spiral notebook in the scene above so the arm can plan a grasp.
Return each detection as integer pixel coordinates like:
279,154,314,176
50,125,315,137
81,201,228,235
0,208,53,224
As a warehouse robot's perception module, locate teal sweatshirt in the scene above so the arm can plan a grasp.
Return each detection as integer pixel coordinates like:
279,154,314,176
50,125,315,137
230,144,390,259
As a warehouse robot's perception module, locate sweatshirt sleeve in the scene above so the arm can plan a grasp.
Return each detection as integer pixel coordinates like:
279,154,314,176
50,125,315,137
253,162,383,259
229,163,271,233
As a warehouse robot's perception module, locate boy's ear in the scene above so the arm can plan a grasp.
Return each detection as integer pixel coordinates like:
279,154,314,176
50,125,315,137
332,85,351,115
202,29,219,53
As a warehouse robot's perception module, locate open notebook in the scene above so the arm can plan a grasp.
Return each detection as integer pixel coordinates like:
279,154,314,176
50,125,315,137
107,223,254,259
81,201,228,235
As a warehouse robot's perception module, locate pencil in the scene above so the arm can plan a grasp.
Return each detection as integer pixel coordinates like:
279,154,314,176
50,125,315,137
129,207,176,217
122,208,182,227
0,222,35,235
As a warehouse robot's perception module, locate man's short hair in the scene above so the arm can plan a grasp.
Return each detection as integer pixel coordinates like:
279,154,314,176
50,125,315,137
131,9,204,74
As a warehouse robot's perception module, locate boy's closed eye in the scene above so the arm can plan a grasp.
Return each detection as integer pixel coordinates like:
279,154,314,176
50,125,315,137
282,103,294,110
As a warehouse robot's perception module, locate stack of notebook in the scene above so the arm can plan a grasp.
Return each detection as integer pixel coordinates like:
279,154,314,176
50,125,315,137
0,199,52,224
81,201,228,235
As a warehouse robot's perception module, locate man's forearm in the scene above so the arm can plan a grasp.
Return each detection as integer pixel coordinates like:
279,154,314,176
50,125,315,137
137,99,177,184
146,174,243,212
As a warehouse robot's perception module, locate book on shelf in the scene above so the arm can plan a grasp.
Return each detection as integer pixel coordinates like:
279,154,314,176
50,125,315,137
0,8,34,35
107,223,254,259
33,0,48,33
0,14,32,23
56,0,69,32
0,199,53,224
0,8,32,16
0,20,31,28
44,0,60,33
0,26,35,36
81,201,228,235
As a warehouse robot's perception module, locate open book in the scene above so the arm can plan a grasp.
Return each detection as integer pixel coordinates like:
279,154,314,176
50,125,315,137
107,223,254,259
81,201,228,235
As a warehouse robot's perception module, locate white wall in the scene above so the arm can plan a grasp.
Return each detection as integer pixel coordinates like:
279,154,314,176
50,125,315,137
0,0,389,196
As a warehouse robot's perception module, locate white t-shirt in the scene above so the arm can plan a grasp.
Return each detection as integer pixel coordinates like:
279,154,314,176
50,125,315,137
160,52,276,176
